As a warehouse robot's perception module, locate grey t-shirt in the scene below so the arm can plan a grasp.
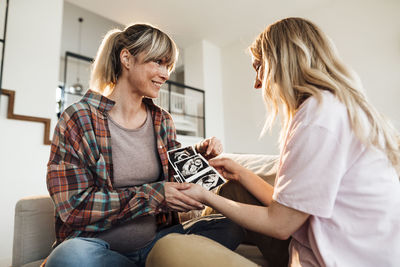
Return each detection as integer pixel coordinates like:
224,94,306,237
97,108,162,253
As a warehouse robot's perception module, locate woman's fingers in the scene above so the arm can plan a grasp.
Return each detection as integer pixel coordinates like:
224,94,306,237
166,198,200,212
215,168,238,181
167,203,191,212
168,200,199,212
207,136,223,156
214,166,224,174
209,158,242,181
180,183,207,202
197,137,223,157
176,190,204,208
165,183,204,211
171,182,191,190
206,137,216,155
196,139,208,154
209,157,231,168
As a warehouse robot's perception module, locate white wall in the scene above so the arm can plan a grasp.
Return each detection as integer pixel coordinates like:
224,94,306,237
0,0,64,266
221,0,400,155
61,2,123,59
184,42,204,88
0,2,125,266
221,40,281,154
184,40,225,146
202,41,225,143
309,0,400,129
60,2,123,90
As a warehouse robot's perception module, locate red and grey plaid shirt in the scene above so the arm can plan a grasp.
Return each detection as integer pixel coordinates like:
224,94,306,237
47,90,180,246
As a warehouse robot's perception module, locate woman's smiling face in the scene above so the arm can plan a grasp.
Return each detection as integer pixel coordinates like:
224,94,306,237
126,51,170,98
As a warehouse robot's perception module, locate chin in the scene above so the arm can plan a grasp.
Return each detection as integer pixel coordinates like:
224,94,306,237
147,92,159,99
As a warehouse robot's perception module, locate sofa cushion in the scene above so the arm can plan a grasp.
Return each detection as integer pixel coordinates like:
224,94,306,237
21,259,45,267
13,195,55,267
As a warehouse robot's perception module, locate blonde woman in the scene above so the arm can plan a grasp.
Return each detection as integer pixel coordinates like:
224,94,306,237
45,24,243,267
181,17,400,266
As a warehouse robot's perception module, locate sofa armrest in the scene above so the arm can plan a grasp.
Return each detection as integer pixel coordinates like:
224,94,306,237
12,195,55,267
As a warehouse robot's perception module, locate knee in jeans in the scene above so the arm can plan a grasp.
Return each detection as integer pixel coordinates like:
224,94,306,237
46,238,109,266
208,217,245,250
223,218,246,240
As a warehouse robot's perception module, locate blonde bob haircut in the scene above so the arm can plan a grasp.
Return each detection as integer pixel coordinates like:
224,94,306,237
250,17,400,173
90,23,178,95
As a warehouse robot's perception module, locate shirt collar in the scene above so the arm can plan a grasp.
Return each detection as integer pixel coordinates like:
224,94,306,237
143,97,161,112
82,90,115,113
82,89,163,114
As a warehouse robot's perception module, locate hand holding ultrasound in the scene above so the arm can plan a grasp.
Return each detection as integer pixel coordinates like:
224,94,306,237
167,146,226,191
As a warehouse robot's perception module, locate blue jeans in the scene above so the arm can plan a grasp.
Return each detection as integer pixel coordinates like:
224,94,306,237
46,214,244,267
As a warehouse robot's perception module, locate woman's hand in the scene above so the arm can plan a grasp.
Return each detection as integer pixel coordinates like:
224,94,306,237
164,182,204,212
211,157,275,206
179,183,210,204
209,157,248,182
195,136,223,159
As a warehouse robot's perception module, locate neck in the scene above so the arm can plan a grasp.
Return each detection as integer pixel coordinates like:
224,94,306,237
107,82,147,129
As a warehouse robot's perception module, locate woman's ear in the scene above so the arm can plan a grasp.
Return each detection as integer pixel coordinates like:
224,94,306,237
120,48,131,69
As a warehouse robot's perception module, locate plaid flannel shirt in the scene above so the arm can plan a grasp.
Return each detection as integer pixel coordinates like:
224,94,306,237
47,90,181,246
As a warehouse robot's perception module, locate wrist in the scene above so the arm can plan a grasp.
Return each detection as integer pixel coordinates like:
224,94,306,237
237,167,249,183
203,189,214,206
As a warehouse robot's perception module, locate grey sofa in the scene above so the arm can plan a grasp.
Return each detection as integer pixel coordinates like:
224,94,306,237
12,154,278,267
12,195,55,267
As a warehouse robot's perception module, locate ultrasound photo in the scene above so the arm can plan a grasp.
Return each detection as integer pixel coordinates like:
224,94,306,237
167,146,226,190
167,146,196,168
174,174,184,183
190,169,225,191
174,154,209,180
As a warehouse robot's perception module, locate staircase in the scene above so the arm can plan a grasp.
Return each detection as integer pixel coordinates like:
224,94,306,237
1,89,51,145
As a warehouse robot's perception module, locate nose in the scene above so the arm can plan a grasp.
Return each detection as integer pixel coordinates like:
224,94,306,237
254,76,262,89
159,65,169,81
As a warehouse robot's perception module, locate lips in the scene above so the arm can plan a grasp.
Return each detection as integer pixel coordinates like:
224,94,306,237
152,81,163,88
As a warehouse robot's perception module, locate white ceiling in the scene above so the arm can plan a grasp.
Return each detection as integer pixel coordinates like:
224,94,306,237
65,0,335,48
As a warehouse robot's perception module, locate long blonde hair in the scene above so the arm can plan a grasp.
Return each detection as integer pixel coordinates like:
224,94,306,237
90,23,178,95
250,17,400,172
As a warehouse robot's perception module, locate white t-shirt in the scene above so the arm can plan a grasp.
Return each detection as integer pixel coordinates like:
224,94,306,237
272,91,400,267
